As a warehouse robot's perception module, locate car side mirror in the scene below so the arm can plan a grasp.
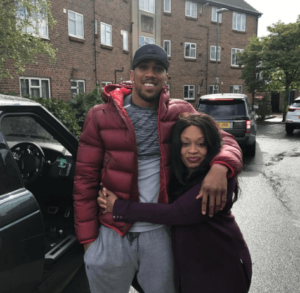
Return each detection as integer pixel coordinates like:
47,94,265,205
253,105,259,111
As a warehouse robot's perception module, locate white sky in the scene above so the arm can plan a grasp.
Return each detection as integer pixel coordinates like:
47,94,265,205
245,0,300,37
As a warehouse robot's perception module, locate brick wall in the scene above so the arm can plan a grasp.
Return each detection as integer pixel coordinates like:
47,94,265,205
0,0,259,106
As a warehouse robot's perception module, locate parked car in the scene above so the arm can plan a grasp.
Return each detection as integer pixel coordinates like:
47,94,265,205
285,97,300,134
197,93,258,156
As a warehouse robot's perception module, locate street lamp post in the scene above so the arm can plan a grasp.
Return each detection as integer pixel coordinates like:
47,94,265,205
215,8,228,92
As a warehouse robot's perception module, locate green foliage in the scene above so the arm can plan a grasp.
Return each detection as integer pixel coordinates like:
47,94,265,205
0,0,57,79
238,36,267,98
25,95,81,138
67,87,104,129
255,95,272,121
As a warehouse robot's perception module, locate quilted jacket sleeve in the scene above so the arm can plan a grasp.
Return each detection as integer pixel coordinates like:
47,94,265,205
73,106,104,244
211,130,243,178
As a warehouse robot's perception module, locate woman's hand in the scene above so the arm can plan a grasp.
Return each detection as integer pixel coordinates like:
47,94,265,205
98,187,118,213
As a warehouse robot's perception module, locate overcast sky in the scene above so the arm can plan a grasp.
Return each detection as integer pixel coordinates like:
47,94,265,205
245,0,300,37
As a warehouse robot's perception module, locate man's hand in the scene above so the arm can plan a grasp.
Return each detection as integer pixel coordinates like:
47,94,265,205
196,164,228,217
84,241,94,252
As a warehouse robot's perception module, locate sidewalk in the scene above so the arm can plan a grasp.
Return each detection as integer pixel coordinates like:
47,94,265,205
256,113,284,124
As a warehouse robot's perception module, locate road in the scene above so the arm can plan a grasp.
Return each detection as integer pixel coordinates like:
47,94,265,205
233,122,300,293
63,122,300,293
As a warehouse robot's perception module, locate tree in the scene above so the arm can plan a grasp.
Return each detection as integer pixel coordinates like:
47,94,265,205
261,17,300,120
237,35,267,104
0,0,56,79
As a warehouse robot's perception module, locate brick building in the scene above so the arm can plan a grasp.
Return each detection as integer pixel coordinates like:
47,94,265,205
0,0,261,107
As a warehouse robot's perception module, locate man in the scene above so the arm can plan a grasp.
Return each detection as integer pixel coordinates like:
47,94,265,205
73,44,242,293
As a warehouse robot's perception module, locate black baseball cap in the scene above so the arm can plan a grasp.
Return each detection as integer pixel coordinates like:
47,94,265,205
132,44,169,70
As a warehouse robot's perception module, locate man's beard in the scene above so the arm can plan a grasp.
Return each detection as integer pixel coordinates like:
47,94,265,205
137,88,161,104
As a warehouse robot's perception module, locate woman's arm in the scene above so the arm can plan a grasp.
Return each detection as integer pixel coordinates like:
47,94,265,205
100,178,236,226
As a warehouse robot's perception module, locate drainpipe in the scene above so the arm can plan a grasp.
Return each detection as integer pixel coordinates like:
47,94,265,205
93,0,98,88
199,25,209,95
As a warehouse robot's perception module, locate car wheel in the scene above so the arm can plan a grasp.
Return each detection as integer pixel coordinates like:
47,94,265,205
285,124,294,134
246,141,256,156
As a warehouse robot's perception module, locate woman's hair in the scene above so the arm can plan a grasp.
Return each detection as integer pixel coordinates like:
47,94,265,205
169,112,225,201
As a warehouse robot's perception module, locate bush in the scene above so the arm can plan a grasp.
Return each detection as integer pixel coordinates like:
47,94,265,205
26,95,81,138
67,86,104,129
255,94,272,121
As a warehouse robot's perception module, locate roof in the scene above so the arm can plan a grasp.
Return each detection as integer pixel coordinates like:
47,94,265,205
199,93,248,100
201,0,262,16
0,94,40,106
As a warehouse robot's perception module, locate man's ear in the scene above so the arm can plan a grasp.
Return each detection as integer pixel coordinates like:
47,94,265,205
130,70,134,83
164,73,169,84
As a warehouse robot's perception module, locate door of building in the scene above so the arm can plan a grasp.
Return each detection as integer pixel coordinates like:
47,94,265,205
271,92,280,112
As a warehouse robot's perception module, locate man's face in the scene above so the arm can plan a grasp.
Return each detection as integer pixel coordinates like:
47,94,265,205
130,59,168,108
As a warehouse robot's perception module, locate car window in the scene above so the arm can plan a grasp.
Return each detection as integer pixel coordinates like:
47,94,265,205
1,116,58,143
198,100,246,117
291,101,300,107
0,142,23,195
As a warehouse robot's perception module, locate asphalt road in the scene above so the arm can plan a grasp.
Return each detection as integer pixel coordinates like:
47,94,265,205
233,122,300,293
63,121,300,293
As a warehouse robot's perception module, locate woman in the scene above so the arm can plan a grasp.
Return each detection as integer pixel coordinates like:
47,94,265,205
98,113,252,293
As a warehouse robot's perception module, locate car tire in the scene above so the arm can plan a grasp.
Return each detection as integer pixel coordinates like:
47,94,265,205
246,141,256,156
285,124,294,134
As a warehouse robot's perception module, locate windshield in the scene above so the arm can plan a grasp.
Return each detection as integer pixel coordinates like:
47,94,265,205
1,116,58,143
198,100,246,117
291,101,300,107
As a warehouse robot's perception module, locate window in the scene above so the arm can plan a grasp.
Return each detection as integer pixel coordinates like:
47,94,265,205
166,84,170,93
231,48,244,66
212,7,222,23
140,0,155,13
164,0,171,12
20,77,50,98
185,42,196,58
102,81,112,90
208,85,219,94
71,80,85,96
183,85,195,100
185,1,197,18
141,15,154,33
68,10,84,38
210,46,221,61
164,40,171,57
139,36,155,47
121,30,128,51
101,22,112,46
233,12,246,31
16,0,48,39
230,85,243,93
95,20,98,34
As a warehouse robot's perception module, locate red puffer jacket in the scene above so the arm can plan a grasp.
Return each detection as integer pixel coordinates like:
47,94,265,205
73,84,243,244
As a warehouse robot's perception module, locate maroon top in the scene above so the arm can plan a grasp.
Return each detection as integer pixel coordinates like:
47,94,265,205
113,177,252,293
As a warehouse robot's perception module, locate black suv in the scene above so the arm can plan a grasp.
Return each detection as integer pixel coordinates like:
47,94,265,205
197,93,258,156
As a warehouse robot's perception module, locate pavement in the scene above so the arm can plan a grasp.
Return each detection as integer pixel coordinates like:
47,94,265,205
256,113,284,124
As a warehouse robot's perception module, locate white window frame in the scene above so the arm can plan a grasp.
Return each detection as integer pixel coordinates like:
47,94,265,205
208,85,219,94
210,46,221,61
212,7,222,23
101,22,112,46
19,77,51,99
71,80,85,96
140,0,155,14
164,0,171,13
101,81,112,90
185,1,197,18
121,30,129,51
163,40,171,57
139,36,155,47
231,48,244,66
230,85,243,93
233,12,246,31
68,10,84,39
183,85,195,100
16,1,49,39
184,42,196,59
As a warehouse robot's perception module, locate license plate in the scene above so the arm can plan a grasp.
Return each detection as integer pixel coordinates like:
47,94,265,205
298,116,300,119
217,122,231,128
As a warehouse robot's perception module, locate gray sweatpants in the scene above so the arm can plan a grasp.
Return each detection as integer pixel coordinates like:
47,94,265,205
84,225,176,293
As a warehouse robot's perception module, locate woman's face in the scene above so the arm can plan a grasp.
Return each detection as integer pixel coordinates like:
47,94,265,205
180,125,208,171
